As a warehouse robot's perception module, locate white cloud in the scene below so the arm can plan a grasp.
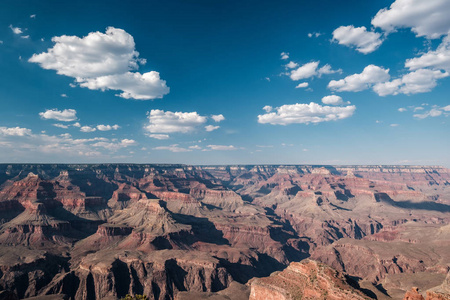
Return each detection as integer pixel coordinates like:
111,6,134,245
290,61,341,81
258,102,356,125
332,25,383,54
0,126,32,136
398,108,407,112
21,35,30,39
39,109,77,122
80,126,96,133
405,34,450,72
189,145,202,150
290,62,319,80
321,95,345,105
0,128,136,159
53,124,69,129
144,109,207,137
207,145,236,151
9,25,22,35
414,105,449,119
96,124,120,131
295,82,309,88
205,125,220,132
281,52,289,60
390,124,399,127
73,122,81,127
61,94,68,98
92,139,136,150
328,64,390,92
78,71,169,100
30,14,36,19
148,134,170,140
153,144,191,152
263,105,273,113
373,69,448,96
308,32,321,38
211,114,225,122
285,61,299,69
29,27,169,100
372,0,450,39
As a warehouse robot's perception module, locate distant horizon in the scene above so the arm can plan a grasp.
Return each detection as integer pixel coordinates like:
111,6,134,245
0,162,447,168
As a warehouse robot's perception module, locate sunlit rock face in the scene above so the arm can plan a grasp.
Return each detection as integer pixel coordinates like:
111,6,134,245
0,164,448,299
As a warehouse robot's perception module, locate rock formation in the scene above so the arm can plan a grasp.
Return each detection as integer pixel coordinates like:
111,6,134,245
0,164,447,299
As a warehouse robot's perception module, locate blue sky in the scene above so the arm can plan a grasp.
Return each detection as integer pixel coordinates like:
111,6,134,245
0,0,449,165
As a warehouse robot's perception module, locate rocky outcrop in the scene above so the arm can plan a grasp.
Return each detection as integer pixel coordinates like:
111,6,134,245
249,259,372,300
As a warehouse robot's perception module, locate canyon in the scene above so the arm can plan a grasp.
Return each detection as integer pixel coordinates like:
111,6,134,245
0,164,448,300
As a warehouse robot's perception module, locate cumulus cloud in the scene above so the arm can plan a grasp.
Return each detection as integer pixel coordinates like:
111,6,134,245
263,105,273,113
80,126,96,133
373,69,448,96
148,134,170,140
0,128,137,159
144,109,207,138
280,52,289,60
321,95,345,105
328,65,390,92
414,105,450,119
258,102,356,125
0,126,32,136
405,34,450,72
205,125,220,132
285,61,299,69
372,0,450,39
295,82,309,88
290,61,341,81
96,124,120,131
153,144,191,152
398,108,407,112
332,25,383,54
211,114,225,122
39,109,77,122
207,145,236,151
29,27,169,100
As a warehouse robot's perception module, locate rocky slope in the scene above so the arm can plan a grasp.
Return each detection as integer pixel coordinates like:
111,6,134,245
0,164,448,299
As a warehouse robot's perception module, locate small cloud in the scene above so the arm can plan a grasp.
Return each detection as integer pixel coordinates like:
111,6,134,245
39,108,77,122
205,125,220,132
80,126,96,132
308,32,321,38
390,124,399,127
61,94,68,98
207,145,236,151
263,105,273,113
265,77,271,82
148,134,170,140
285,61,299,69
72,122,81,127
211,114,225,122
189,145,202,150
20,35,30,39
153,144,191,152
9,25,23,35
30,14,36,18
96,124,120,131
398,107,407,112
295,82,309,88
321,95,345,105
280,52,289,60
53,124,69,129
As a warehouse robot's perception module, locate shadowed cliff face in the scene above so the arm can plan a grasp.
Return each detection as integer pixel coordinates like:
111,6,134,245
0,164,449,299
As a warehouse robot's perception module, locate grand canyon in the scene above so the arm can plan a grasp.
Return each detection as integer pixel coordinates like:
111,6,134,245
0,164,448,300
